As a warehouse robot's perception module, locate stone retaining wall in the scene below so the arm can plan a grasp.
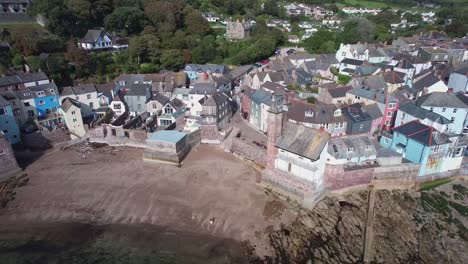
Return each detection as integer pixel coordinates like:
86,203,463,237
231,138,266,167
324,164,374,190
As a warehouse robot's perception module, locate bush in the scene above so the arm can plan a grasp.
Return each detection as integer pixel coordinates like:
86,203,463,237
419,178,453,191
306,97,316,104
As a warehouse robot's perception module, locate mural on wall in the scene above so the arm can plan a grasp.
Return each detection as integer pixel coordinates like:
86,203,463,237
426,155,441,169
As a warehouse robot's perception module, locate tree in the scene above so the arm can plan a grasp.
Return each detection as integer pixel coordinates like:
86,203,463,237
160,49,184,71
304,30,338,54
104,7,146,35
183,6,210,35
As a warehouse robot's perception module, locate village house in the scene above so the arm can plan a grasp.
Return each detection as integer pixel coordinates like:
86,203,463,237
0,71,49,91
188,83,217,117
200,91,232,130
123,83,152,116
78,29,128,51
146,93,170,116
364,103,384,135
396,103,452,133
95,83,115,107
392,36,419,55
410,70,448,97
322,17,341,27
0,0,30,13
415,93,468,135
28,82,62,130
418,47,449,62
338,58,364,76
0,95,20,144
341,103,373,135
201,12,219,22
447,67,468,93
59,98,86,139
382,71,407,93
183,64,227,81
158,98,185,127
380,121,452,176
318,85,352,104
301,54,338,80
287,52,315,67
148,72,188,98
246,71,288,90
355,64,381,77
287,101,347,137
250,88,282,133
326,135,377,167
226,21,251,40
274,121,330,190
335,43,389,63
288,35,300,44
60,84,99,117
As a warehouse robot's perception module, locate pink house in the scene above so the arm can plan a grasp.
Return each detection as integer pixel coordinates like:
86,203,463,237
363,104,383,135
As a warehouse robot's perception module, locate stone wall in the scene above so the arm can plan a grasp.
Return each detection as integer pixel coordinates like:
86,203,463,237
372,163,420,189
231,137,267,167
200,125,225,144
0,136,20,181
22,129,70,150
324,164,374,190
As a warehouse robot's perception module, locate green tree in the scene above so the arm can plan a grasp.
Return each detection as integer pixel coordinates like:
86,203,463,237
160,49,184,71
104,7,146,35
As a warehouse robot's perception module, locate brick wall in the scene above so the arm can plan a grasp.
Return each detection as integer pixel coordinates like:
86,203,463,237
324,164,374,190
241,94,252,120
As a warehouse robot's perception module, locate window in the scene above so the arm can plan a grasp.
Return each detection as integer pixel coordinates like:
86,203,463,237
73,118,77,122
455,148,462,156
36,91,45,96
114,104,121,110
453,109,457,113
87,94,92,99
71,111,76,115
366,145,372,150
451,117,455,122
385,120,390,125
0,107,7,115
359,124,364,130
288,163,292,172
402,113,405,118
442,108,446,112
38,100,45,105
387,112,393,117
347,158,351,161
388,103,396,109
27,110,34,117
51,97,56,102
50,89,55,93
429,107,433,112
89,102,94,108
0,149,4,155
24,102,30,107
2,130,7,134
347,147,353,152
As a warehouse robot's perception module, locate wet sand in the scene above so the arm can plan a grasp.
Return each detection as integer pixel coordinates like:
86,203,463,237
0,143,295,262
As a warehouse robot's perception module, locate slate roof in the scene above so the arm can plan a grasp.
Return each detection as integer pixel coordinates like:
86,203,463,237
261,81,288,95
61,84,97,96
0,95,9,108
415,93,468,109
268,57,295,72
287,101,345,124
356,65,380,76
184,64,227,74
348,87,397,104
80,29,109,43
363,104,383,119
95,83,115,98
412,71,440,91
350,75,388,90
341,103,372,123
382,71,406,84
151,93,170,105
251,89,273,106
341,58,364,66
328,85,352,98
0,71,48,87
167,98,185,111
453,67,468,75
28,82,58,96
125,83,150,96
328,135,377,160
393,121,451,146
276,122,329,161
190,83,217,95
399,103,451,125
60,98,81,112
227,65,253,80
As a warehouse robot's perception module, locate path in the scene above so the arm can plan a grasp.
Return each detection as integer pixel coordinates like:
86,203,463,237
363,187,376,263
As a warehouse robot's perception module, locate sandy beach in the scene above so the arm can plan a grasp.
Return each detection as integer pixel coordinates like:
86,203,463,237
0,142,296,261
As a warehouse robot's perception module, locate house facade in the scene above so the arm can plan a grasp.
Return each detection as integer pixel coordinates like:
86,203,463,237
447,68,468,93
380,121,451,176
327,135,377,167
59,98,86,139
0,95,20,144
124,83,151,116
226,21,251,40
78,30,113,50
60,84,99,117
158,99,185,127
201,92,232,130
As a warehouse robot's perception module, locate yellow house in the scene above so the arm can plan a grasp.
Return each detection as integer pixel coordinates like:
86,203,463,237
59,98,86,139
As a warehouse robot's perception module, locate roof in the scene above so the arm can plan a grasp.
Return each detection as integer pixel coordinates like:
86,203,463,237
251,89,273,106
184,64,227,74
60,98,81,112
287,101,345,124
125,83,150,96
341,58,364,66
363,104,383,119
151,93,170,105
356,65,380,76
393,121,450,146
350,75,388,90
276,122,329,161
62,84,97,96
167,98,185,111
348,87,396,104
399,103,451,125
190,83,217,95
79,29,108,43
328,135,377,160
453,67,468,75
28,82,58,96
415,92,468,109
148,130,187,144
341,103,372,123
95,83,115,98
328,86,352,98
227,65,253,80
0,95,10,108
412,71,440,91
382,71,406,84
0,71,48,87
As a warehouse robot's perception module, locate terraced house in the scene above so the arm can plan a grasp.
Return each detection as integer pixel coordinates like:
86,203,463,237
0,95,20,144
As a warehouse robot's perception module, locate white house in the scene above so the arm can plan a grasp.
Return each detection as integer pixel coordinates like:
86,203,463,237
78,29,113,51
326,135,377,166
396,103,453,133
60,84,99,117
275,122,330,189
110,95,126,116
59,98,86,139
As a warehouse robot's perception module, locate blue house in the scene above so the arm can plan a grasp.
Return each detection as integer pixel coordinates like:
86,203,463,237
380,121,451,176
30,83,61,117
0,95,21,144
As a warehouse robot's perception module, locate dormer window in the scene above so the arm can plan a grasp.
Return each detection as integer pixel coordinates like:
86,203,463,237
23,92,31,96
334,109,342,116
36,91,45,96
347,147,353,152
305,109,314,117
366,145,372,150
50,89,55,93
388,103,396,109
